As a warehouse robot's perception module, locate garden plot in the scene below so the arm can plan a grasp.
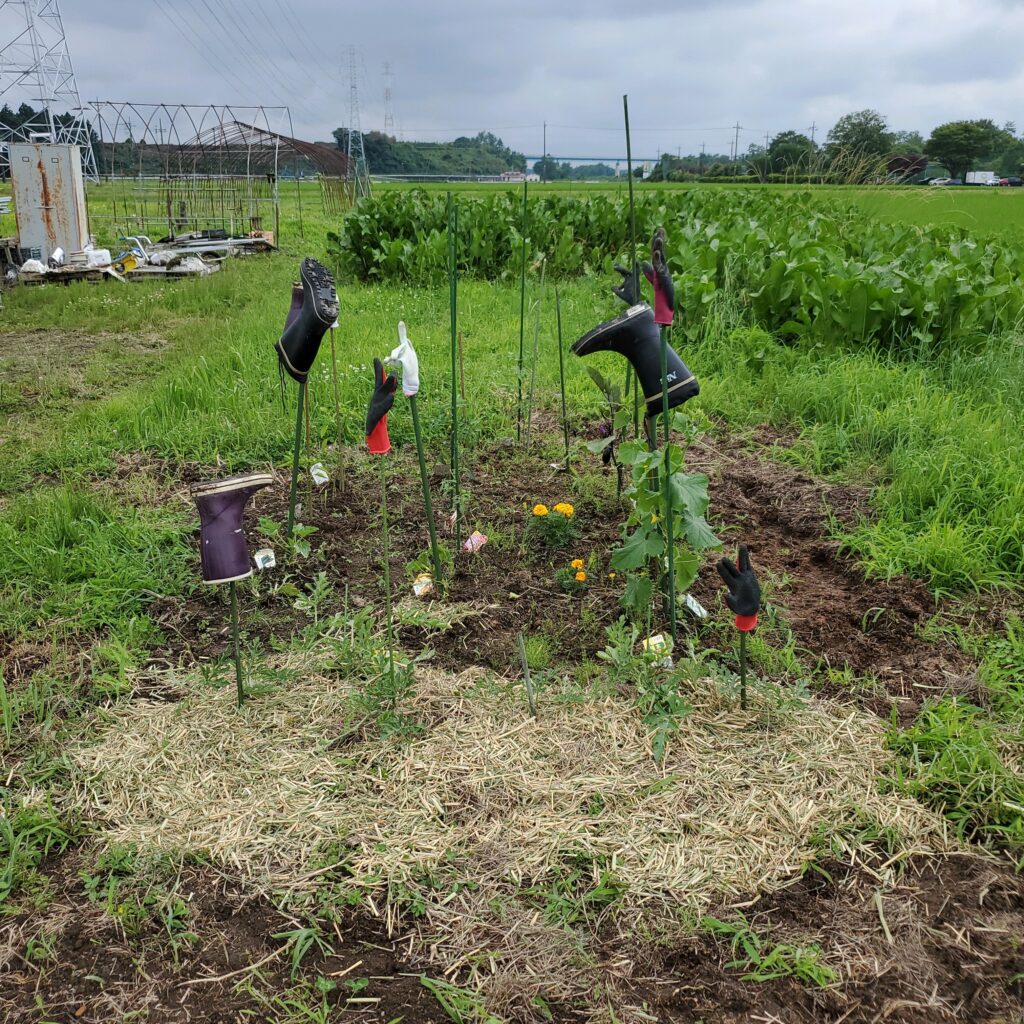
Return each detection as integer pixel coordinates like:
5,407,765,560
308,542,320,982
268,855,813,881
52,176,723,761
69,639,948,1018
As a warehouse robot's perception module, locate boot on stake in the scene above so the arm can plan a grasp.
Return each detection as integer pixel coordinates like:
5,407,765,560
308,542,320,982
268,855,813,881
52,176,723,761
716,544,762,710
190,472,273,706
275,257,339,539
366,359,399,693
387,322,443,585
572,304,699,417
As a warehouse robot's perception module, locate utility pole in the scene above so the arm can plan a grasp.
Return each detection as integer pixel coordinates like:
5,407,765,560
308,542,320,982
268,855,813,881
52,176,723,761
541,120,546,182
699,142,705,176
345,47,370,199
809,121,816,145
732,121,741,167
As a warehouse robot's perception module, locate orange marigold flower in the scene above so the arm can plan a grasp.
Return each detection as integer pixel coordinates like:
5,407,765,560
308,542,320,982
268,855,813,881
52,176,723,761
575,571,587,582
571,558,584,569
533,503,549,517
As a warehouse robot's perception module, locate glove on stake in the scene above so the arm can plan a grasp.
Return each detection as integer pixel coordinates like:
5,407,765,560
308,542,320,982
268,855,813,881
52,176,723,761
612,263,642,306
366,358,399,697
643,227,675,326
573,304,699,418
387,323,442,583
191,472,273,706
366,357,397,454
716,544,762,710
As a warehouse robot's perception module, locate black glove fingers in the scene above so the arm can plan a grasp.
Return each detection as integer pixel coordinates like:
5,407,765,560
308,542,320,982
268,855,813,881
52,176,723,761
738,544,751,573
716,558,739,583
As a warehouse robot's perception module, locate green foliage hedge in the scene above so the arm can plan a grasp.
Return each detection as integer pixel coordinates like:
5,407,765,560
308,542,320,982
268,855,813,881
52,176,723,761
329,188,1024,349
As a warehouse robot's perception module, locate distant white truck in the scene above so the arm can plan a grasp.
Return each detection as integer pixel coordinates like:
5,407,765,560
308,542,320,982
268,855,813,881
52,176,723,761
966,171,998,185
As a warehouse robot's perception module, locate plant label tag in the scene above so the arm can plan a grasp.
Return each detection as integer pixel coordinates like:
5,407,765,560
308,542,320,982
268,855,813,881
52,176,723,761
254,548,276,570
310,463,330,486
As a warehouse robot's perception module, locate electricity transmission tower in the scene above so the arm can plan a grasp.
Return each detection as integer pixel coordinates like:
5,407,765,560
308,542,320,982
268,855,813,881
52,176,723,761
382,60,394,135
344,47,370,199
0,0,96,176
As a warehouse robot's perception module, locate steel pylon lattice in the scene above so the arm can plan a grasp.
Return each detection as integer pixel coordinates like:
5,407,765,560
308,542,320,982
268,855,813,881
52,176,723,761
344,46,370,200
0,0,96,177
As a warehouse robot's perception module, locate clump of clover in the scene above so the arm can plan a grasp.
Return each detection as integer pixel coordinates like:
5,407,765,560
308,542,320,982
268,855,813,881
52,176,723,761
527,500,578,547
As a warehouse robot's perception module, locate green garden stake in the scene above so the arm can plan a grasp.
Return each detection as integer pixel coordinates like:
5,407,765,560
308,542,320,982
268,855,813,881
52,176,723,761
516,180,528,444
555,287,570,472
286,381,305,539
410,393,443,584
739,630,748,711
525,260,546,451
229,580,244,707
448,194,462,553
660,325,678,643
379,456,396,696
623,94,641,442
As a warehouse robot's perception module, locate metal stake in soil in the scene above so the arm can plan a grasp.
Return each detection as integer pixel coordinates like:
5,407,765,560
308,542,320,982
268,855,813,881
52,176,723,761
286,381,305,539
623,94,640,440
379,456,396,696
525,260,546,451
516,180,528,443
659,325,678,643
410,394,443,584
448,193,462,553
555,287,570,471
329,325,346,493
229,580,244,707
739,629,748,711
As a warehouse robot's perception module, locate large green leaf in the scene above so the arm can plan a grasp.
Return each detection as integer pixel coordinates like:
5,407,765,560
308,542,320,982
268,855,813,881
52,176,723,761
611,525,664,571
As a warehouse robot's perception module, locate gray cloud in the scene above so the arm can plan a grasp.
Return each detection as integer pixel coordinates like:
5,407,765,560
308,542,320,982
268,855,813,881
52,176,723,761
20,0,1022,158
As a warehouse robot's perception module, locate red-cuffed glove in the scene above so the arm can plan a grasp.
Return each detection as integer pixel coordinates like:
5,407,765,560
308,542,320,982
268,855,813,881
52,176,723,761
366,357,397,454
642,226,675,325
716,543,761,631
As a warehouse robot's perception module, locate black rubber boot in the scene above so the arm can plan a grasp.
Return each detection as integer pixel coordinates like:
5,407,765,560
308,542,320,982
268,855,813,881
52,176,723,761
191,472,274,584
275,258,339,383
572,304,699,417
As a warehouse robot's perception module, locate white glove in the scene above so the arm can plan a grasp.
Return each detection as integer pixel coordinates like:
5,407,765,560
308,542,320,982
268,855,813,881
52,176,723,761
387,320,420,396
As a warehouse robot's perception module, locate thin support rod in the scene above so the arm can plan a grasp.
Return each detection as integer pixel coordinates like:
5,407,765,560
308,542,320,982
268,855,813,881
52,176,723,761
448,194,461,553
229,580,244,707
286,380,305,539
660,326,677,644
516,180,528,443
739,630,748,711
624,94,640,441
380,456,396,699
525,260,545,451
410,394,443,584
555,287,570,471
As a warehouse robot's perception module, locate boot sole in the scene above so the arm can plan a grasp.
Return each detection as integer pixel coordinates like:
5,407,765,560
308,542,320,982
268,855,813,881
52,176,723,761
571,303,651,357
200,568,254,586
190,472,274,498
300,258,340,326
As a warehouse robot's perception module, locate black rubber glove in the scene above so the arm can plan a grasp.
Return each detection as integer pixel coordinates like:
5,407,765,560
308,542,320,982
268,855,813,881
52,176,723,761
716,543,761,631
366,358,397,454
642,227,675,325
612,262,641,306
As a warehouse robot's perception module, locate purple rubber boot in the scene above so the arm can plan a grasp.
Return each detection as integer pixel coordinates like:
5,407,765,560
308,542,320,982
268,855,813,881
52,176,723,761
572,304,698,417
274,257,339,383
190,472,274,584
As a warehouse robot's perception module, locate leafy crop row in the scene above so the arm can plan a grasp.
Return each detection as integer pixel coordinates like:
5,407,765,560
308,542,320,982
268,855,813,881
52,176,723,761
329,188,1024,349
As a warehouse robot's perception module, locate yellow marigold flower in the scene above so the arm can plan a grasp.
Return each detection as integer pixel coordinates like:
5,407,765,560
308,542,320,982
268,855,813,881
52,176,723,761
533,503,549,517
571,558,584,569
575,571,587,582
553,502,575,518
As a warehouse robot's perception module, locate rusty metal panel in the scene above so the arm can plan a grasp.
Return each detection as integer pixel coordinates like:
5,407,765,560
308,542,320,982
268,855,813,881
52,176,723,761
9,143,90,261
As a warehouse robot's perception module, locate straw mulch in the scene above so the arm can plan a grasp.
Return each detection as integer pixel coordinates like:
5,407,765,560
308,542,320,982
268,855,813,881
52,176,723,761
71,651,950,1018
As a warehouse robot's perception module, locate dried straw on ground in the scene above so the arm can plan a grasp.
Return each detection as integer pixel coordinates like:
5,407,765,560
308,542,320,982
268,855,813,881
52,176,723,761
70,640,950,1018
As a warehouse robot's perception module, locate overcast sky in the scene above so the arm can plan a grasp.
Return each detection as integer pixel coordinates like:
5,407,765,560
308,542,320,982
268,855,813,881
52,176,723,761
36,1,1024,159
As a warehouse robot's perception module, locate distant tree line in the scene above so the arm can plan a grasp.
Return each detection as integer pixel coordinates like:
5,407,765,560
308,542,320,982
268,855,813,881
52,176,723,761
334,129,526,176
646,110,1024,183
